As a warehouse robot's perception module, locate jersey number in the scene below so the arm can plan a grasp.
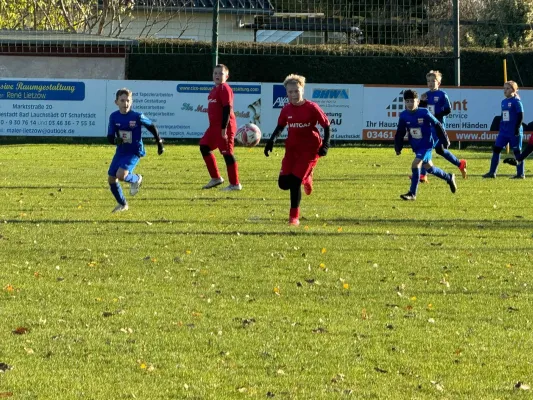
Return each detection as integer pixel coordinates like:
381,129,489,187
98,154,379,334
410,127,422,139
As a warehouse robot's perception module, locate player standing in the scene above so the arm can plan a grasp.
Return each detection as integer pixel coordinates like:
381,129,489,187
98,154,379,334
418,70,467,181
264,74,331,226
395,89,457,200
484,81,525,178
200,64,241,191
107,88,164,213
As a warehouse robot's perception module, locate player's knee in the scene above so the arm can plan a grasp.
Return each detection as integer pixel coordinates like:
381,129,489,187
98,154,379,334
278,175,291,190
116,170,128,181
200,145,211,157
290,175,302,188
493,146,503,154
223,154,236,166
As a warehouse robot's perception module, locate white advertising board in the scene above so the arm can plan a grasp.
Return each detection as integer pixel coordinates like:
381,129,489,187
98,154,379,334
106,80,262,139
362,85,533,142
0,79,107,136
260,83,364,140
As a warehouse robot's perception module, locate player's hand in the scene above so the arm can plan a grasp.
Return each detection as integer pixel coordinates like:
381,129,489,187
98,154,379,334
114,137,124,145
421,93,428,101
264,139,274,157
157,141,165,155
318,143,329,157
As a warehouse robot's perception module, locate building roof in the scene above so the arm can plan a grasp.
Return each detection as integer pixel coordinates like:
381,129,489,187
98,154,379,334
132,0,274,13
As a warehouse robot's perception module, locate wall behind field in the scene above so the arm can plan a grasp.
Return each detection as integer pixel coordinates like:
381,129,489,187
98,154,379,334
0,56,126,80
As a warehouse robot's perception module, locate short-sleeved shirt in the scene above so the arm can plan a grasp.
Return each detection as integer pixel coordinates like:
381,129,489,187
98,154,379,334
107,110,154,157
423,89,452,125
277,100,330,151
499,96,524,136
207,83,237,134
396,107,440,152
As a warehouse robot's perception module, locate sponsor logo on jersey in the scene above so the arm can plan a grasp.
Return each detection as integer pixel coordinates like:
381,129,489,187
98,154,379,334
272,84,288,108
417,118,424,125
129,121,136,128
312,88,349,99
208,98,217,103
288,122,311,128
433,96,439,102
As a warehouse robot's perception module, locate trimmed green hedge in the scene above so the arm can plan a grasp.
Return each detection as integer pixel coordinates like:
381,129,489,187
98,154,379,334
127,40,533,86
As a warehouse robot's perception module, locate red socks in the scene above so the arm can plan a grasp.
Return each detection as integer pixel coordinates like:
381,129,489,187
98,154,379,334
203,154,220,178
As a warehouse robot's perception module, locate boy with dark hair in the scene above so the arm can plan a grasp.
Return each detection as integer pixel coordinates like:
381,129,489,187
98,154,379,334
107,88,164,213
395,89,457,200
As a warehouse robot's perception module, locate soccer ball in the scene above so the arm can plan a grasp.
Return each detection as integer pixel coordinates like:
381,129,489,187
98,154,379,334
236,123,262,147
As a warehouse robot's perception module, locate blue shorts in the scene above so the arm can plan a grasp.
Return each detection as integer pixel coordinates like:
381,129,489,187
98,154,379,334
108,152,140,176
413,148,433,163
495,132,522,151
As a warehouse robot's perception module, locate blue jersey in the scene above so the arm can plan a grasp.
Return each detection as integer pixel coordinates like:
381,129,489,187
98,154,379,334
423,89,451,125
499,96,524,136
107,110,154,157
395,107,442,152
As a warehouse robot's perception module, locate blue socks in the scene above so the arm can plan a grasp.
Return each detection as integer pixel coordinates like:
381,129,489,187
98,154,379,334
410,168,420,195
513,149,525,176
441,149,460,167
427,166,451,182
489,152,500,174
109,182,127,206
124,173,139,184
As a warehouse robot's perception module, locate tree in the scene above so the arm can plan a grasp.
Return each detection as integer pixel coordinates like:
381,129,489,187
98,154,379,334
0,0,192,38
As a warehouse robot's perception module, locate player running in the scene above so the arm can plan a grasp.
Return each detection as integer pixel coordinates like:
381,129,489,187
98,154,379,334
264,74,331,226
484,81,525,178
200,64,241,191
416,70,467,182
107,88,164,213
395,89,457,200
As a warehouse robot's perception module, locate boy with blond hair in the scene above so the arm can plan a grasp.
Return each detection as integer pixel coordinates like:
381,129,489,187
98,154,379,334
418,70,467,181
264,74,331,226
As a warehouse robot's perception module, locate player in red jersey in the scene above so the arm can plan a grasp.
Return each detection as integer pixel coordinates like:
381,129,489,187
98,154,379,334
264,74,331,226
200,64,241,191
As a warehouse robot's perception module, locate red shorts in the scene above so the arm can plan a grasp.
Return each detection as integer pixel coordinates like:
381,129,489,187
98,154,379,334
199,128,235,155
280,148,319,181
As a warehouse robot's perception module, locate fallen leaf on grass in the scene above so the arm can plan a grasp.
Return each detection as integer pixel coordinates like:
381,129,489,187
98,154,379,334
266,392,275,398
331,373,345,383
430,381,444,391
515,382,530,390
312,327,327,334
508,307,519,312
0,393,13,397
361,308,368,320
12,327,29,335
4,285,14,293
374,367,387,373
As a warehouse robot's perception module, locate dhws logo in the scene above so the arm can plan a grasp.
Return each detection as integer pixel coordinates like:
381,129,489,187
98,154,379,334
312,89,349,99
386,90,406,118
272,84,288,108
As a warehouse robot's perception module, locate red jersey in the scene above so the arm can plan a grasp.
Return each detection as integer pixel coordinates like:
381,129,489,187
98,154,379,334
277,100,330,150
207,83,237,134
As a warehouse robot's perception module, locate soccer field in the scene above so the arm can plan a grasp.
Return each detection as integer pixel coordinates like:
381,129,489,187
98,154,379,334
1,144,532,399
